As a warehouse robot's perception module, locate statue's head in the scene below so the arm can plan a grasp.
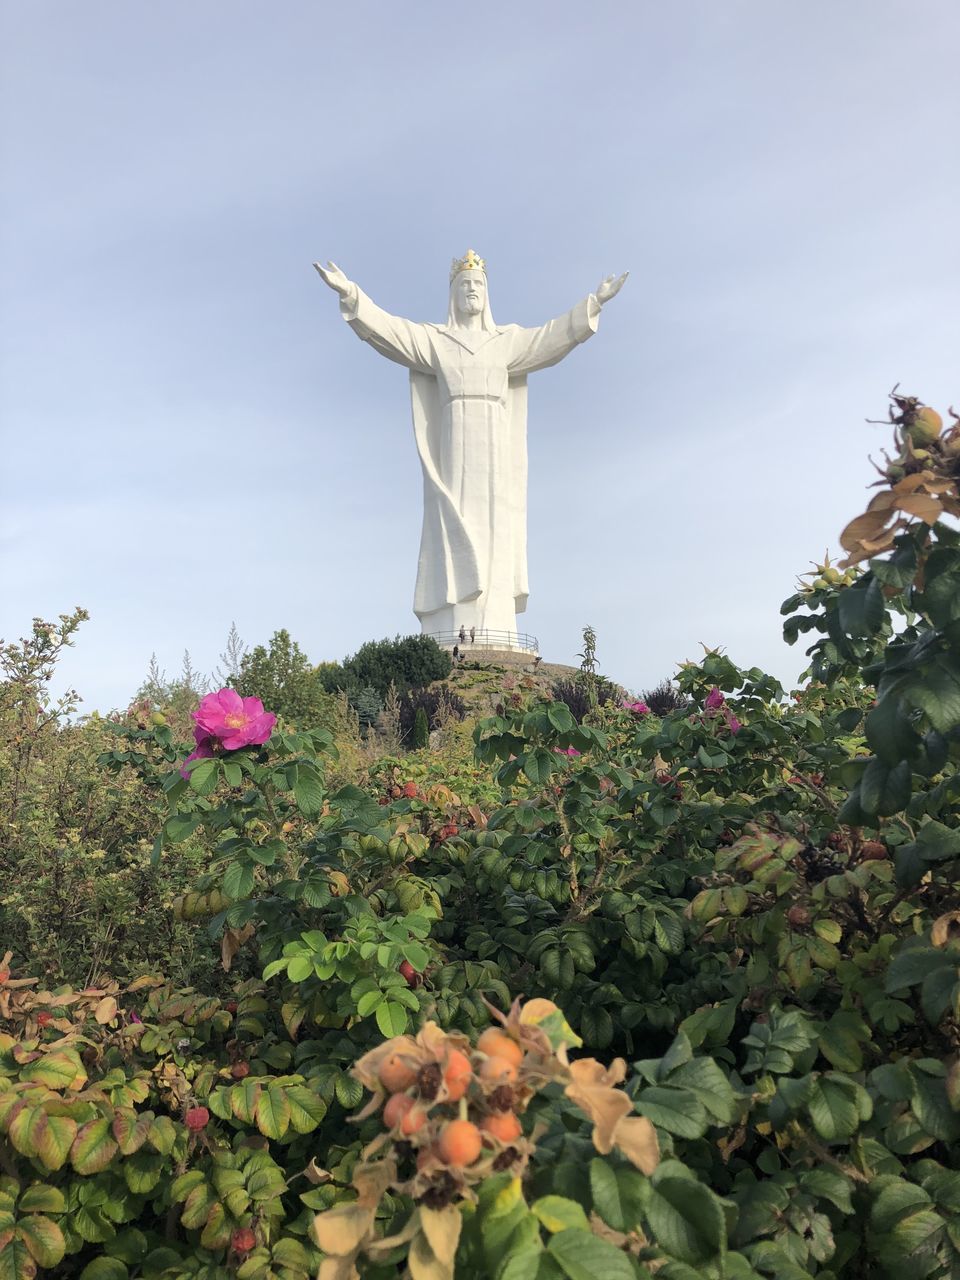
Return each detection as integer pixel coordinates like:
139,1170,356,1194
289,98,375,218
448,249,495,330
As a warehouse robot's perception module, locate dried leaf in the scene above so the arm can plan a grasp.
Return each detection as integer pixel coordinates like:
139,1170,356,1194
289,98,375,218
408,1230,453,1280
931,911,960,948
613,1115,660,1174
564,1057,633,1153
304,1158,333,1185
94,997,118,1025
893,493,943,523
318,1257,360,1280
312,1203,374,1256
420,1205,462,1265
221,923,256,972
839,510,894,552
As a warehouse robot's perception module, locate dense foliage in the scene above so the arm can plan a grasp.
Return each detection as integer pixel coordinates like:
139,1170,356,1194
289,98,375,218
3,394,960,1279
317,638,452,703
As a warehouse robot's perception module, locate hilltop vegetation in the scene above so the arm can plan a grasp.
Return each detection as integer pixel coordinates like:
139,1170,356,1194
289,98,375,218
2,391,960,1279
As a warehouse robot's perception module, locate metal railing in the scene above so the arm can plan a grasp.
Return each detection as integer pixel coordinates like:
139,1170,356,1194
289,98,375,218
427,629,539,655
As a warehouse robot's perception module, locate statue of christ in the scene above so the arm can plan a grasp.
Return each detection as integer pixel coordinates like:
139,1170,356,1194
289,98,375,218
314,251,627,644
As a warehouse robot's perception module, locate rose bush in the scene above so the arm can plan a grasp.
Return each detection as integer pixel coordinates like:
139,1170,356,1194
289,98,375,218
3,392,960,1277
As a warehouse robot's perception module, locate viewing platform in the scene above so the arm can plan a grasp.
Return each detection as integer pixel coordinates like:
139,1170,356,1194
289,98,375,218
427,628,539,657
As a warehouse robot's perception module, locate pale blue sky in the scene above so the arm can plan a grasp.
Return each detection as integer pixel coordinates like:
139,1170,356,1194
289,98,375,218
2,1,958,711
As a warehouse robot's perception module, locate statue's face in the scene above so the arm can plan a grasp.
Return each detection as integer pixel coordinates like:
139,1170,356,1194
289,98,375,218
454,270,486,317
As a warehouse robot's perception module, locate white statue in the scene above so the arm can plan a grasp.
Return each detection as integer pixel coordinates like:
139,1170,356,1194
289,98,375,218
314,250,627,644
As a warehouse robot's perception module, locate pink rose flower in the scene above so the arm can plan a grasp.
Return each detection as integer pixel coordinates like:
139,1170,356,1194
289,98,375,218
724,709,742,734
553,746,581,758
704,687,725,712
193,688,276,750
623,699,651,715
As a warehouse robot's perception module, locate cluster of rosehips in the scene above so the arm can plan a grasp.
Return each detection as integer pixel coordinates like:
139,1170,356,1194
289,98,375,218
376,1028,526,1178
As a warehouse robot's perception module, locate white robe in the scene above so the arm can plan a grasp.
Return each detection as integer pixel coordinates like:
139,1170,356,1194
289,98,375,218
341,287,600,638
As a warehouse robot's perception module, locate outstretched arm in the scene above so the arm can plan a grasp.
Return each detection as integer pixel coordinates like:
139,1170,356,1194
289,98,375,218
313,259,433,372
508,271,628,376
313,260,358,308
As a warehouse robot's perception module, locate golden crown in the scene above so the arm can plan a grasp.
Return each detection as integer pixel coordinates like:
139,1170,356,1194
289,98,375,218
450,248,486,281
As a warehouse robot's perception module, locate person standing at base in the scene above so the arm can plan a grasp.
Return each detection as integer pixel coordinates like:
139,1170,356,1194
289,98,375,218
469,626,476,645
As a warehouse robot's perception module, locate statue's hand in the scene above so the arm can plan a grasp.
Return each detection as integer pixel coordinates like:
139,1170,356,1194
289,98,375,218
313,260,352,297
596,271,629,305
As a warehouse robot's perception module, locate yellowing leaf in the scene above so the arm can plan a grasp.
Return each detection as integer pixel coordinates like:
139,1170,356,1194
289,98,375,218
34,1113,77,1172
94,997,118,1025
312,1203,374,1256
256,1086,291,1139
18,1214,66,1268
70,1117,118,1175
419,1205,462,1264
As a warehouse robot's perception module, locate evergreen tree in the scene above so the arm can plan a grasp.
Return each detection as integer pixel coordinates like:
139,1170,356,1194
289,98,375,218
412,706,430,748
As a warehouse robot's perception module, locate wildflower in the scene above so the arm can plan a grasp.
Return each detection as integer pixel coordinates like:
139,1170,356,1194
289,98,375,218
623,699,650,714
192,688,276,750
704,687,725,712
553,746,580,757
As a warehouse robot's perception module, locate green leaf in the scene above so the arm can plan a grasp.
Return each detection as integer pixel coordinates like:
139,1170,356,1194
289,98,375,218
284,1084,328,1134
902,654,960,734
644,1176,726,1265
523,748,559,787
223,860,255,901
578,1006,613,1049
666,1057,738,1124
532,1196,590,1233
376,1001,408,1038
188,758,220,795
547,1228,637,1280
18,1215,66,1268
636,1087,708,1138
807,1076,859,1141
222,760,243,788
838,578,884,638
589,1159,626,1231
79,1260,130,1280
294,765,325,817
180,1182,218,1230
865,696,920,767
0,1237,36,1280
18,1184,66,1214
800,1168,854,1214
122,1150,164,1194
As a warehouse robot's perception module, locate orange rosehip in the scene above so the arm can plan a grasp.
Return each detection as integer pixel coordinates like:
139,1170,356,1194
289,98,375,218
379,1052,418,1094
443,1049,473,1101
0,970,9,984
438,1119,482,1167
185,1107,210,1132
478,1055,518,1086
231,1061,250,1080
383,1092,413,1128
403,782,418,798
36,1011,53,1028
481,1111,522,1143
384,1093,427,1135
476,1028,523,1069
